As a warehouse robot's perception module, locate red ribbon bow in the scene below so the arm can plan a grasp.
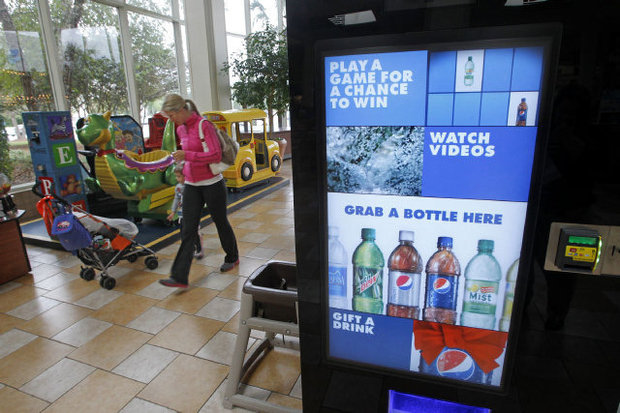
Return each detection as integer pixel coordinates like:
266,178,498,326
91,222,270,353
414,321,508,373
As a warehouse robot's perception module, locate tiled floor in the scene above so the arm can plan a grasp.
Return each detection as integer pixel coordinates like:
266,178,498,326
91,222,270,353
0,161,301,412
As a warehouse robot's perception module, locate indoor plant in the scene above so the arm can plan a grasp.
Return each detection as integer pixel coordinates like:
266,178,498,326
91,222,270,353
222,24,289,139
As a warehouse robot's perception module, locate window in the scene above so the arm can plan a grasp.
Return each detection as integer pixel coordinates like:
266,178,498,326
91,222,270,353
53,1,129,118
226,33,245,107
225,0,247,35
250,0,278,31
127,0,172,16
0,1,53,115
224,0,288,126
128,12,179,123
0,0,53,184
0,0,190,186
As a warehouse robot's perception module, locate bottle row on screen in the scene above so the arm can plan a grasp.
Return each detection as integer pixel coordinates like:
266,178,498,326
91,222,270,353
328,226,519,331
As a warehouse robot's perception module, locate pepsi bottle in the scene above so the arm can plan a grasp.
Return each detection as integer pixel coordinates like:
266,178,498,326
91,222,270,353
516,98,528,126
461,240,502,330
352,228,384,314
423,237,461,324
387,230,423,319
328,226,349,309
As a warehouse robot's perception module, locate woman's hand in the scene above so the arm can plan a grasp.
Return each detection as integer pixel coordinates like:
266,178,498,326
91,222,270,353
172,150,185,162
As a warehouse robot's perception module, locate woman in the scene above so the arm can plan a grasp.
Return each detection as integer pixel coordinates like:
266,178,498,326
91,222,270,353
158,94,239,288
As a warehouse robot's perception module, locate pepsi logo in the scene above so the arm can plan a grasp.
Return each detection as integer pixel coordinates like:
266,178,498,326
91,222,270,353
432,278,451,294
396,275,413,290
436,349,475,380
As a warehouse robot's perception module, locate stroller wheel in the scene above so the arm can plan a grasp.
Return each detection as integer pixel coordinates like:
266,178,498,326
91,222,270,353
126,253,138,263
80,267,96,281
145,256,159,270
99,276,116,290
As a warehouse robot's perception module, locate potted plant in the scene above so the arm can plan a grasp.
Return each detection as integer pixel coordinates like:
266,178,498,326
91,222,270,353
273,135,287,158
222,25,289,140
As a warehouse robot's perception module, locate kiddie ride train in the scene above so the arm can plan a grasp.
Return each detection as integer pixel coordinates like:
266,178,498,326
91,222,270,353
76,108,282,221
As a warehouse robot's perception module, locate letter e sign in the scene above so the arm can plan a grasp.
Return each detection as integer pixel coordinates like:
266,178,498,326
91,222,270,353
52,143,77,167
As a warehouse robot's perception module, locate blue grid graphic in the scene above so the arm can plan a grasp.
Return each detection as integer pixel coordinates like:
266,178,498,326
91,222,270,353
426,47,543,127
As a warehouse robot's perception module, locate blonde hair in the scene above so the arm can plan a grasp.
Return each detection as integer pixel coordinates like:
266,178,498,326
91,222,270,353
161,93,199,115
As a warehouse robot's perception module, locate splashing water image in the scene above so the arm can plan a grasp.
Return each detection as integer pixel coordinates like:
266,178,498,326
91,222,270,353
326,126,424,196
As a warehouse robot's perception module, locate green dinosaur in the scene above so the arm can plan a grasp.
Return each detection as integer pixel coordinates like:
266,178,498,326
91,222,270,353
76,111,178,200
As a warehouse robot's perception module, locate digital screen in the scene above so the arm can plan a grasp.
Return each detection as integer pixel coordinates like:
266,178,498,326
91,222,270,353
323,34,554,389
567,235,597,246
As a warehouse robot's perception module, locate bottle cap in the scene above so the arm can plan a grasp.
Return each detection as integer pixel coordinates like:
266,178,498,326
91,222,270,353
521,98,526,102
329,226,339,237
361,228,375,240
478,239,494,251
437,236,453,248
399,230,414,242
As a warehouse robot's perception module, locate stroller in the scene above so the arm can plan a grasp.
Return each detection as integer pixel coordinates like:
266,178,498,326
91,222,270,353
33,186,158,290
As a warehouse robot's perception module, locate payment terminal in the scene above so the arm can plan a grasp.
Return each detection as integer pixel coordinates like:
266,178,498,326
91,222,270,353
554,227,602,272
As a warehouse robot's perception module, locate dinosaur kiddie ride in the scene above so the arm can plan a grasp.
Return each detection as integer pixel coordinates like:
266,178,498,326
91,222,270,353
203,108,282,190
76,111,178,221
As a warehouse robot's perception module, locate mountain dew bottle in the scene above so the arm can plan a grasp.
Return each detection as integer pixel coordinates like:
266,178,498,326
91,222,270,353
461,240,502,330
352,228,385,314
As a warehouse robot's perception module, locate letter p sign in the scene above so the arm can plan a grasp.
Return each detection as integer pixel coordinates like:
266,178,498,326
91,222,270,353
52,143,77,167
39,177,54,196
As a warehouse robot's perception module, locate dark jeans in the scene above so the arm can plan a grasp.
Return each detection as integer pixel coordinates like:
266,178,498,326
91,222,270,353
171,179,238,284
179,219,202,253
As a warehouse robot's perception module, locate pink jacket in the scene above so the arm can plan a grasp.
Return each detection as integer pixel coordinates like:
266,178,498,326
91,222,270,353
176,112,222,183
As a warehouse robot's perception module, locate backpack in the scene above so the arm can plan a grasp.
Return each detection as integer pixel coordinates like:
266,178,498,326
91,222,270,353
198,118,239,174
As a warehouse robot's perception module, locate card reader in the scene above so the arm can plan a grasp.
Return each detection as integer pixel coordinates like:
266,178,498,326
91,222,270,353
554,227,601,272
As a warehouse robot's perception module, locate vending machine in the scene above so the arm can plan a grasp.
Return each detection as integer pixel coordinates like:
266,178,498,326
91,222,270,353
287,8,562,411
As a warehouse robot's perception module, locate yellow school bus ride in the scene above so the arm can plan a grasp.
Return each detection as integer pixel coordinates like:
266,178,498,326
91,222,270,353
202,108,282,190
